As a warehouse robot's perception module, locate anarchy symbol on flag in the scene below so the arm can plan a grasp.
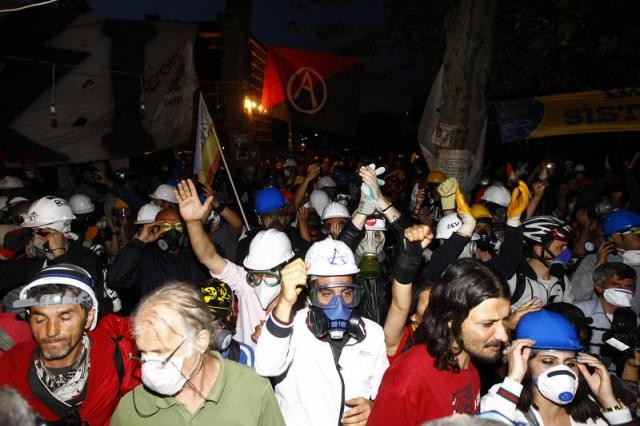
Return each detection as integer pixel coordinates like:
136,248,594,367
286,67,327,114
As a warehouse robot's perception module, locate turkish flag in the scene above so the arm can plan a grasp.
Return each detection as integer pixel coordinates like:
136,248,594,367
261,46,363,135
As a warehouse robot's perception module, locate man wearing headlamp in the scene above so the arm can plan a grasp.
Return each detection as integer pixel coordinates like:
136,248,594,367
255,237,388,426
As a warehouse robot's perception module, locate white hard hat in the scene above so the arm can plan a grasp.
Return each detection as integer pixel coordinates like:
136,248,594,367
0,176,24,189
574,164,586,173
21,196,76,232
7,196,28,207
317,176,337,189
364,216,386,231
309,190,330,217
436,213,462,240
135,203,162,225
243,229,295,270
284,158,297,168
322,201,350,220
69,194,95,214
306,237,359,276
0,195,8,211
481,184,511,207
149,184,177,204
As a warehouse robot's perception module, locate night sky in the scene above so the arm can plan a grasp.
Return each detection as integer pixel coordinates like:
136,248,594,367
88,0,417,114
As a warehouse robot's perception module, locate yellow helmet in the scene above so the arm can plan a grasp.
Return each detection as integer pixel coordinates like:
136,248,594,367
470,203,492,220
426,171,446,184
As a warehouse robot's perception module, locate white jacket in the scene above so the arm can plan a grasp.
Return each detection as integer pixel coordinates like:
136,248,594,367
212,260,267,348
481,377,632,425
255,308,389,426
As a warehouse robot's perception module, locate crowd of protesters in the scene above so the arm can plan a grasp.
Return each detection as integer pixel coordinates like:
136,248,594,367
0,148,638,426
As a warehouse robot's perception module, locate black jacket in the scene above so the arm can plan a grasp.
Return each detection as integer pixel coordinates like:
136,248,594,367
107,239,209,312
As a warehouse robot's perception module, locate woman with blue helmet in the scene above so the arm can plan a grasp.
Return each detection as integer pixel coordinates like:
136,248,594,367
481,309,633,425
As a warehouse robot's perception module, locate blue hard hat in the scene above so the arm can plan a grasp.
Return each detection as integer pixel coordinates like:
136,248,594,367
602,209,640,236
515,309,582,351
255,187,287,215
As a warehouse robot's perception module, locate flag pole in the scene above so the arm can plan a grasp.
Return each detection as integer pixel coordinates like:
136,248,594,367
212,125,251,232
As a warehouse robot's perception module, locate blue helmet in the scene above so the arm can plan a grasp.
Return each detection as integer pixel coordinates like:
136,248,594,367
602,209,640,236
515,309,582,351
255,188,287,215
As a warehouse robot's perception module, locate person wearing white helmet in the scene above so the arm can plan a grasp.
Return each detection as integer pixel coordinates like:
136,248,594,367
133,203,162,226
176,179,295,348
482,183,512,228
321,201,350,239
148,183,177,209
255,237,388,426
0,264,141,424
0,176,24,191
1,196,111,314
317,175,337,199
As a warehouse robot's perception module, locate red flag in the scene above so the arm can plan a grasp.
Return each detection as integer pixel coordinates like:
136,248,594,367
261,47,363,135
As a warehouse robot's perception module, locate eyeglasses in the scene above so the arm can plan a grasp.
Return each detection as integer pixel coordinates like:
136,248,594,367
158,222,184,233
245,269,282,287
129,338,185,366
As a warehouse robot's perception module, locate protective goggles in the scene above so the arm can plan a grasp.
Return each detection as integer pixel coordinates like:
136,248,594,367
309,282,361,309
158,222,184,233
245,269,282,287
622,227,640,236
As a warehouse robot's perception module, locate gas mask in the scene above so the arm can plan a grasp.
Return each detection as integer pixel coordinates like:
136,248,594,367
533,364,579,405
307,284,362,340
476,229,497,252
157,222,188,252
355,230,385,278
603,288,634,308
211,318,233,352
546,248,572,280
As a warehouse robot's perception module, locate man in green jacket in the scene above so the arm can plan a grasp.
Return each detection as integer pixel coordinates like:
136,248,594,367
111,282,284,426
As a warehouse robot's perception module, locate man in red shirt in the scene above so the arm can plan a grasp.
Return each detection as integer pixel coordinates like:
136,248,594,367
368,259,511,425
0,263,139,425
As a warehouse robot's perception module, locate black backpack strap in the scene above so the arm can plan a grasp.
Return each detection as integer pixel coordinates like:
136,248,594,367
510,268,527,304
112,336,125,393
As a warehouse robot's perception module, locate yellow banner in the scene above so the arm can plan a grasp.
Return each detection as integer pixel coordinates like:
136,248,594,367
497,88,640,143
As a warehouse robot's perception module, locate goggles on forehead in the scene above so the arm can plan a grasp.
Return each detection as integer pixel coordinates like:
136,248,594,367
309,282,362,309
245,269,282,287
158,222,184,233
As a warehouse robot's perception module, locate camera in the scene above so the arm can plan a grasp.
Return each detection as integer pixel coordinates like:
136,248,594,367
601,307,640,358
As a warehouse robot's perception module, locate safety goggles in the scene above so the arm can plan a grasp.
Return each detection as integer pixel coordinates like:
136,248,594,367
245,269,282,287
158,222,185,233
622,227,640,236
309,282,361,309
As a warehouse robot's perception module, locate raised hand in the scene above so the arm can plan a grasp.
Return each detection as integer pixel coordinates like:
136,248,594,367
175,179,213,223
507,180,530,220
404,224,433,249
505,338,535,383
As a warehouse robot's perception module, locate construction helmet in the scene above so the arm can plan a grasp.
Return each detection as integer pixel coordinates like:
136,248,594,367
69,194,95,214
0,176,24,189
0,195,8,211
481,184,511,207
306,237,359,276
602,209,640,237
322,202,350,221
317,176,337,189
426,171,446,185
243,229,295,270
14,263,99,330
522,215,572,245
135,203,162,225
436,213,462,240
309,190,330,217
21,196,76,232
149,183,177,204
255,188,287,215
516,309,582,351
470,203,493,221
364,216,386,231
200,278,233,314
